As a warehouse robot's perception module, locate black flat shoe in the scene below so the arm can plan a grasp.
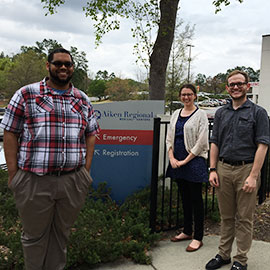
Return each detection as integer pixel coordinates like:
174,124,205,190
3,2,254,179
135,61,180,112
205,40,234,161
206,254,231,269
231,261,247,270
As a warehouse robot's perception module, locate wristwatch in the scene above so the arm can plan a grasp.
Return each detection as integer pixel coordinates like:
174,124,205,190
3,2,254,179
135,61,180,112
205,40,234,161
209,168,217,172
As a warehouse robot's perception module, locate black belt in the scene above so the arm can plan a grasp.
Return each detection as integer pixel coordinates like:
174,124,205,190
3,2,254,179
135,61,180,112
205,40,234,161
46,166,82,176
219,158,253,166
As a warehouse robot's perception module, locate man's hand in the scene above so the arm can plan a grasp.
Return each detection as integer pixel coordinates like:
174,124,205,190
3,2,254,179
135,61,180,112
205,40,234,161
242,175,257,193
3,130,19,186
209,171,219,187
8,170,18,186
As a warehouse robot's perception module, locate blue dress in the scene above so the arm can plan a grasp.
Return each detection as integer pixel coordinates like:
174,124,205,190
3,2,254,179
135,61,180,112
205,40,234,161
166,110,208,183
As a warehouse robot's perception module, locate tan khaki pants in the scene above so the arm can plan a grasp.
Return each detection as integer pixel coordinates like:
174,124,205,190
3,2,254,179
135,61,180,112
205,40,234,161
9,167,92,270
216,161,260,265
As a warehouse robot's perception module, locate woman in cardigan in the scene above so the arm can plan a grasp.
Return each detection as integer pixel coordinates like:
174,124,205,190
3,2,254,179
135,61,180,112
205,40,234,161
166,84,209,252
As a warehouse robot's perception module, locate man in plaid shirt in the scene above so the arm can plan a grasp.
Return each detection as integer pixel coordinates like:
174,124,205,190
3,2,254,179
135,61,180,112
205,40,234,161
0,48,100,270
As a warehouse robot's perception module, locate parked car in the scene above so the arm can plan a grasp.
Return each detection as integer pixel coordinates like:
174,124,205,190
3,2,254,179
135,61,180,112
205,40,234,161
166,101,184,112
0,115,4,140
199,100,215,107
209,99,220,107
0,107,5,115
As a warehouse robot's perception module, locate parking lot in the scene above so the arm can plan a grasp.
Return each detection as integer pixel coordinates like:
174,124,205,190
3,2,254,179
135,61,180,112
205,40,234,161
198,98,228,107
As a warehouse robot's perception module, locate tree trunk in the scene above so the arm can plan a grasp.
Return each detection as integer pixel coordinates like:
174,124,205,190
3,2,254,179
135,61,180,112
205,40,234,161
149,0,179,100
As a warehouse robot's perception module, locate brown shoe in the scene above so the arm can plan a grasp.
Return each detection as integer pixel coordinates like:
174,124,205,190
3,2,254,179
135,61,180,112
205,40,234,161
170,234,192,242
186,241,203,252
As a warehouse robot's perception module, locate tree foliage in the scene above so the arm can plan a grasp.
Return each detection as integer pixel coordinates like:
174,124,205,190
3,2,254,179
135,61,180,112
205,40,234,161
26,39,90,91
69,46,89,91
226,66,260,82
0,43,152,102
41,0,245,100
5,50,47,99
0,56,12,98
41,0,179,100
213,0,244,13
105,78,139,101
1,39,91,96
88,79,107,101
166,20,195,102
88,70,116,100
195,65,260,94
95,70,116,81
21,38,62,56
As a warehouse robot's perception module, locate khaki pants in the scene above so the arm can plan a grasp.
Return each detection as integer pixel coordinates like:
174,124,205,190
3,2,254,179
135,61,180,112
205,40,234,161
216,161,260,265
9,167,92,270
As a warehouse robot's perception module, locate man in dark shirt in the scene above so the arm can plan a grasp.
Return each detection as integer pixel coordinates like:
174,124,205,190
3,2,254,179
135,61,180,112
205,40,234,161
205,70,269,270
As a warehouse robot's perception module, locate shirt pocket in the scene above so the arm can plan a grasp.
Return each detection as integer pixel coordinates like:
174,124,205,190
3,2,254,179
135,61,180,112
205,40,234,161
238,116,254,137
69,99,88,137
35,96,54,113
25,96,54,138
31,96,54,131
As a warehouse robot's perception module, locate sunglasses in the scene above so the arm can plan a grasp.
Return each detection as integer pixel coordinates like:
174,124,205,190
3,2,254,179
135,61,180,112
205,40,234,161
50,61,74,68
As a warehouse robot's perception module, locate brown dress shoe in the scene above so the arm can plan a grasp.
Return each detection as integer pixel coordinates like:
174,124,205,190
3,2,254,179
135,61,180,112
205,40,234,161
170,235,192,242
186,241,203,252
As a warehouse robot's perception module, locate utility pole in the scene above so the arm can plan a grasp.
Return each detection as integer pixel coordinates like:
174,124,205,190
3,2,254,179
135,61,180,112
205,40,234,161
187,44,194,83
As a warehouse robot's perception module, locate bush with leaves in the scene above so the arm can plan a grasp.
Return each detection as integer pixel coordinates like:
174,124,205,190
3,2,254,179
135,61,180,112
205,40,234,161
66,183,160,268
0,171,160,269
0,170,220,269
0,170,24,270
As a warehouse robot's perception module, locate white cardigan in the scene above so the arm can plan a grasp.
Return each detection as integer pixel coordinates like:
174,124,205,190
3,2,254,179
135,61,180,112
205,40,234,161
166,108,209,159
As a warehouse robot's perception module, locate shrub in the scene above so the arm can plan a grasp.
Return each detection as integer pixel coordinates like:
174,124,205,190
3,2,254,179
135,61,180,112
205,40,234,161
66,183,160,269
0,170,24,270
0,170,219,269
0,171,160,269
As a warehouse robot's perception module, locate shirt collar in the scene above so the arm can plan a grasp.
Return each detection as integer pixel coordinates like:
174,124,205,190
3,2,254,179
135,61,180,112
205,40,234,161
40,77,75,97
227,98,252,111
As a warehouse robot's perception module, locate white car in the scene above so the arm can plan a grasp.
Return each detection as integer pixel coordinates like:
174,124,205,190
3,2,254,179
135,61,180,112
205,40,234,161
0,115,4,140
199,100,214,107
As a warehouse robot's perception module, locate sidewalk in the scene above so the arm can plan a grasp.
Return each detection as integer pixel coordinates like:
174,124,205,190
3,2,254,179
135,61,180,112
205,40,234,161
91,235,270,270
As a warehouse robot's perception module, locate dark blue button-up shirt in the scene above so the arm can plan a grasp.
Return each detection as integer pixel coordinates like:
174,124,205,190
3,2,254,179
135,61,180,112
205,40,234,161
210,99,270,161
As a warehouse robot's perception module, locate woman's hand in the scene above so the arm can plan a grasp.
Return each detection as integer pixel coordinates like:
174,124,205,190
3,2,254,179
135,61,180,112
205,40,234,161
169,157,179,168
177,160,187,167
170,159,187,168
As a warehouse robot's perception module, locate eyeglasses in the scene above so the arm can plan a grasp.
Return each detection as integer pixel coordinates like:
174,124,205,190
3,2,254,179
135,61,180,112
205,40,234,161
181,93,194,97
228,82,247,88
50,61,74,68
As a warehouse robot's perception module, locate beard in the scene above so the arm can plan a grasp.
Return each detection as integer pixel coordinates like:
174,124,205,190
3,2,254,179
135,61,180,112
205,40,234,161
49,67,73,86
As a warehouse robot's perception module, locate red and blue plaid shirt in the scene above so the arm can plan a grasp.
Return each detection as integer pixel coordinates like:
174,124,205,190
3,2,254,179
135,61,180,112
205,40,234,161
0,78,100,175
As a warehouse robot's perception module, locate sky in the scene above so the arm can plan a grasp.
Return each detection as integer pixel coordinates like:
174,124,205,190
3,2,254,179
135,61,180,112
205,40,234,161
0,0,269,81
